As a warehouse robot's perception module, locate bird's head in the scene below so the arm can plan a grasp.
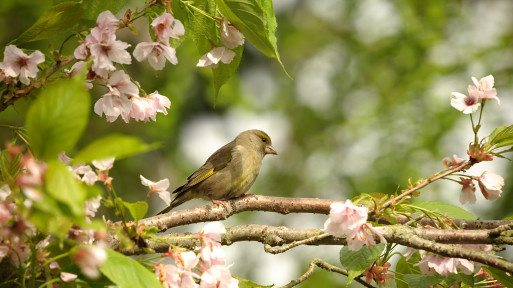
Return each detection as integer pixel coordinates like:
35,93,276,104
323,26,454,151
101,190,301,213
237,129,278,157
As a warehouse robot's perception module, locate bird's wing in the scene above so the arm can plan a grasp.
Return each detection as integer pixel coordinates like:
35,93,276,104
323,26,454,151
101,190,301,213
173,142,233,194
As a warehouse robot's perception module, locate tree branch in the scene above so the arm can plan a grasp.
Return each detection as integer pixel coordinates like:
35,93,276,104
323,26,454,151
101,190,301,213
279,258,375,288
142,195,512,232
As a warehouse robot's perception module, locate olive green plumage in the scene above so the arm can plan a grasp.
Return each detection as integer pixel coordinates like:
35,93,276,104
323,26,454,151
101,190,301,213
157,129,277,214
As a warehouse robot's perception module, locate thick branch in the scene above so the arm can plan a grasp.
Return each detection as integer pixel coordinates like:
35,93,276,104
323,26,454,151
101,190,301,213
116,223,513,273
142,195,512,232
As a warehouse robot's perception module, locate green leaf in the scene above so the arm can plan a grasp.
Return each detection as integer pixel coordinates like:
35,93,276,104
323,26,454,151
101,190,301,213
212,45,244,102
411,201,476,220
395,256,417,288
45,161,87,218
487,124,513,149
26,75,90,161
13,2,84,45
339,244,384,287
81,0,128,21
123,201,148,221
233,275,274,288
402,274,442,288
215,0,289,76
484,266,513,288
100,249,161,288
72,134,159,164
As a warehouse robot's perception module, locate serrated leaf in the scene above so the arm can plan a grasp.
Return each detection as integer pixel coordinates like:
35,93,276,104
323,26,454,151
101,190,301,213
402,274,442,288
484,266,513,288
72,134,159,164
100,249,161,288
13,2,84,45
26,75,90,161
488,124,513,149
339,244,384,287
81,0,128,21
123,201,148,221
411,201,476,220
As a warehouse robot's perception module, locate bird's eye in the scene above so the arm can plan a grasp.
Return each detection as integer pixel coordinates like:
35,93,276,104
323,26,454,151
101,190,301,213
261,137,267,143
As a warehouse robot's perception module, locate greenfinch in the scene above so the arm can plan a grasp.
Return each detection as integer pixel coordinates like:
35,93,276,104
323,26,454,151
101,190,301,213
157,129,277,214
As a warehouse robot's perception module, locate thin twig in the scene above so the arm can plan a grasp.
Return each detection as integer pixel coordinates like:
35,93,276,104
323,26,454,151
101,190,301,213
264,233,331,254
279,258,374,288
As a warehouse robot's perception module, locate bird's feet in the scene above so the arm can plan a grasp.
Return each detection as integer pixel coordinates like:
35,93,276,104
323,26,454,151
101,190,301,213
209,197,230,209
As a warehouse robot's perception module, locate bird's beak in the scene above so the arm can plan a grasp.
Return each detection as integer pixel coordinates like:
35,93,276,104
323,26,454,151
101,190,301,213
265,145,278,155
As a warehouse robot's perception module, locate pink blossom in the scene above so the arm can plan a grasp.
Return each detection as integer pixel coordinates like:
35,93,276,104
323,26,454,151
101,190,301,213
441,154,465,169
92,157,115,171
200,265,238,288
155,251,200,288
84,195,102,219
89,33,131,73
362,261,393,288
201,222,226,243
73,165,98,185
323,200,368,237
94,92,132,122
477,171,504,200
324,201,386,251
141,175,171,205
0,45,45,85
149,91,171,115
197,47,236,68
129,96,156,122
151,13,185,43
133,42,178,70
95,10,119,36
220,19,244,49
106,70,139,97
61,272,78,282
450,91,480,114
459,178,476,204
72,246,107,279
471,75,499,104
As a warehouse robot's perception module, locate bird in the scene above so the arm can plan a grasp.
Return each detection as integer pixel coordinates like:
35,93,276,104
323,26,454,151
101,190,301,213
157,129,277,214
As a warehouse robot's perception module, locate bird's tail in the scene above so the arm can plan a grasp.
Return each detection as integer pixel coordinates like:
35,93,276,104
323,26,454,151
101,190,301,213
156,191,192,215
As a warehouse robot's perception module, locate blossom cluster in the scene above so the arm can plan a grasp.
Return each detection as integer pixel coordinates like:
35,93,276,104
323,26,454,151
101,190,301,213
406,243,493,277
450,75,499,114
323,200,386,251
0,144,109,281
197,19,245,68
442,156,504,204
155,222,239,288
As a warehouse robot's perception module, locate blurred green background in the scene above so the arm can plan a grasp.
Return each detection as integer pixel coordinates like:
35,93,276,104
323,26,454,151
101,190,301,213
2,0,513,286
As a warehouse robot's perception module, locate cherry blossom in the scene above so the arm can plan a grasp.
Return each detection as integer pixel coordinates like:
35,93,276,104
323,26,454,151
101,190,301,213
450,91,480,114
470,75,499,104
92,157,115,172
477,171,504,200
324,201,386,251
197,47,236,68
441,154,465,169
149,91,171,115
133,42,178,70
200,264,238,288
220,19,245,49
151,13,185,43
459,177,476,204
141,175,171,205
106,70,139,97
0,45,45,85
95,10,119,36
94,92,132,122
72,245,107,279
